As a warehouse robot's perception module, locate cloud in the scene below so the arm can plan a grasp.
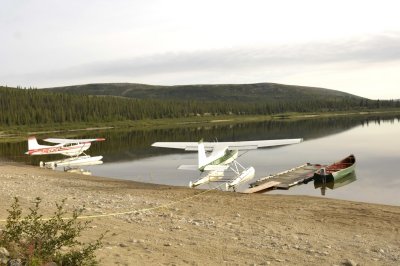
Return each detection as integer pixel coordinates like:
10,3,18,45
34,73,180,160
2,32,400,89
61,32,400,77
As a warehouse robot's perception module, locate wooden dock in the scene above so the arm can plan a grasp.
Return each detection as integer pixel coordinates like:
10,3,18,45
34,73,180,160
244,163,325,193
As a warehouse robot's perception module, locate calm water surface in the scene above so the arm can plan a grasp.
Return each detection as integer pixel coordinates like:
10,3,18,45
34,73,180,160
1,115,399,206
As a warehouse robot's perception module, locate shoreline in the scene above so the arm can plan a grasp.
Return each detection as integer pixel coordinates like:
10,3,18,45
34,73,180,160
0,163,399,265
1,109,400,142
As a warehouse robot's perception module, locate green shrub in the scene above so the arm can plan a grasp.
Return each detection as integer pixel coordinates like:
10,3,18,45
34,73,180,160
0,197,105,265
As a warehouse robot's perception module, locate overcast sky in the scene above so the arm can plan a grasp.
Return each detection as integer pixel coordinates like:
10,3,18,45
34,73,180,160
1,0,399,99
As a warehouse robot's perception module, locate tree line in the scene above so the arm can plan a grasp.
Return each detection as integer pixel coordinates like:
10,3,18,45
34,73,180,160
0,86,399,126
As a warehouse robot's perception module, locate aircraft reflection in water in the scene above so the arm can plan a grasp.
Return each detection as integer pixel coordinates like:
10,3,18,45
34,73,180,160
64,167,92,175
314,171,357,196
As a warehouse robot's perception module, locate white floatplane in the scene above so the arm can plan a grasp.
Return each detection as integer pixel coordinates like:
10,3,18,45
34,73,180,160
25,136,105,169
152,138,303,191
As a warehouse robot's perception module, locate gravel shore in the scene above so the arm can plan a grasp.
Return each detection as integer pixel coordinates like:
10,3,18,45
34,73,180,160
0,163,399,265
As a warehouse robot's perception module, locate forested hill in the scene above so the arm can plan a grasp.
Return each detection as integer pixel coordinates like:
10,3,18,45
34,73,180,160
1,85,398,127
45,82,361,102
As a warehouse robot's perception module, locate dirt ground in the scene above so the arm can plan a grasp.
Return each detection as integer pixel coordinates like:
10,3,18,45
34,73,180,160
0,163,399,265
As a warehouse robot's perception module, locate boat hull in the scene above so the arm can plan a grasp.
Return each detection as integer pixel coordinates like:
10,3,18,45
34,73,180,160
331,163,356,180
314,155,356,181
314,170,357,190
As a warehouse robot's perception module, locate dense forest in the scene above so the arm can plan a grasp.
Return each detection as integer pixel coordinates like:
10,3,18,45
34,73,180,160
46,82,362,102
0,86,399,126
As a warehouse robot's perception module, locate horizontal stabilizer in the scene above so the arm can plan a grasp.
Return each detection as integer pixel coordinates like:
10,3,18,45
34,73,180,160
203,165,230,171
178,165,199,171
184,146,200,151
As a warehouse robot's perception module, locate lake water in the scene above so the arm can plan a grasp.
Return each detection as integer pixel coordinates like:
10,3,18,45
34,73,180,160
1,114,399,206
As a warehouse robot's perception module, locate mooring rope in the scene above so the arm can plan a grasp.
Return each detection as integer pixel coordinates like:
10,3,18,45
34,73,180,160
0,184,224,223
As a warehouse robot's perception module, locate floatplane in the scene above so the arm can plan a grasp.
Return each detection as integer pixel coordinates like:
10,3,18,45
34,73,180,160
152,138,303,191
25,136,105,170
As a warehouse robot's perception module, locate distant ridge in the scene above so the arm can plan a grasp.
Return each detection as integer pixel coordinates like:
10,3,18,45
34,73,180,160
45,82,364,102
2,84,398,127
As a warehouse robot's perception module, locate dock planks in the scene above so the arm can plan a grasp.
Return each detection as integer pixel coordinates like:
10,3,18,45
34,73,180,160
244,163,325,193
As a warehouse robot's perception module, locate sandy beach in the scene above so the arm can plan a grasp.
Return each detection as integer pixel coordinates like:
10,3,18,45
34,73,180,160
0,163,399,265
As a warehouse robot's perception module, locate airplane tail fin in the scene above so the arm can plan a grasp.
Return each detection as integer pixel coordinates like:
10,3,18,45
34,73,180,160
28,136,43,149
26,136,44,154
198,139,207,169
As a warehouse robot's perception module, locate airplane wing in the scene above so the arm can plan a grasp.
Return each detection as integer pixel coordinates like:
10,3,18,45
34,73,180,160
44,138,106,144
151,142,214,151
152,139,302,151
177,164,230,171
225,139,303,150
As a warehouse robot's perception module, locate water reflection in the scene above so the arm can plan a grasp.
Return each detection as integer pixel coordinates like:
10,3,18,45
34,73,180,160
64,167,92,176
2,114,399,166
0,113,399,206
314,171,357,196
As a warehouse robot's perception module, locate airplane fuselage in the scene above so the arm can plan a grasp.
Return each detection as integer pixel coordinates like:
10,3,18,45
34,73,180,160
27,143,91,156
198,148,238,172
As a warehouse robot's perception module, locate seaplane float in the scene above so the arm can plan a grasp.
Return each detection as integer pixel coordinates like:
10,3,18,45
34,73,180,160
152,138,303,191
25,136,105,170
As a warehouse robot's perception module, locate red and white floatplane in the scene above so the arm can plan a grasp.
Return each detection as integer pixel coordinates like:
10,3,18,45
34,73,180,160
25,136,105,169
